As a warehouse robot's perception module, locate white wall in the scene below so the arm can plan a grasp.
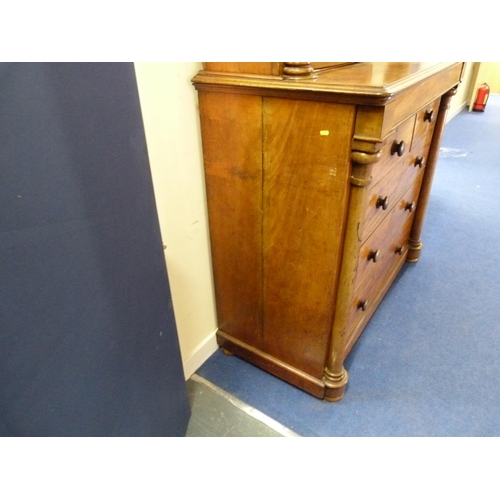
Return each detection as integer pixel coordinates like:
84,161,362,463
467,62,500,111
134,63,218,380
448,62,476,120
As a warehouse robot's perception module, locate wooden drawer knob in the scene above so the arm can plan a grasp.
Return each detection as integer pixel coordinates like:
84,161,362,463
376,196,389,210
395,246,404,255
357,300,368,311
405,201,416,212
368,249,380,262
391,140,406,157
414,156,425,168
424,109,434,123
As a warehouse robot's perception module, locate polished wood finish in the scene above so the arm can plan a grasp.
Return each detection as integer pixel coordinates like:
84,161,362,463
203,62,284,76
262,98,353,377
203,62,357,78
407,87,458,262
197,92,263,345
193,62,463,400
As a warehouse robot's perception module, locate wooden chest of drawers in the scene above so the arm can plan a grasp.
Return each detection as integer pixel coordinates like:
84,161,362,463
193,62,464,400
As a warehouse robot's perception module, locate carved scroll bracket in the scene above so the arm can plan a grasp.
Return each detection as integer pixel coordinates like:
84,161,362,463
439,85,459,112
350,149,382,187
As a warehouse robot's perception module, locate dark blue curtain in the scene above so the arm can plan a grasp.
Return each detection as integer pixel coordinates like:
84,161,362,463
0,63,190,436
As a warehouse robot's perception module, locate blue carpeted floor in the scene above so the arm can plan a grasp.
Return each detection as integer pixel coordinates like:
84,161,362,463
197,94,500,437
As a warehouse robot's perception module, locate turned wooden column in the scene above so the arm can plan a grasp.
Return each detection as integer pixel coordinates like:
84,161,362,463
407,86,458,262
323,148,381,401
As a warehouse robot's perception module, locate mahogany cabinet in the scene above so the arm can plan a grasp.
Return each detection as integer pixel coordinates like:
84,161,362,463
192,62,464,400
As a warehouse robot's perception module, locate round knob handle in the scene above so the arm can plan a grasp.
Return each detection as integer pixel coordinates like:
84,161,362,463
391,140,406,157
414,156,425,168
424,109,434,123
376,196,389,210
368,249,380,262
395,246,404,255
405,201,416,212
357,300,368,312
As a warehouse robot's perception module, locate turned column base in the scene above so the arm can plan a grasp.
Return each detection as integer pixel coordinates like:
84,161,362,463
323,367,349,402
407,240,424,263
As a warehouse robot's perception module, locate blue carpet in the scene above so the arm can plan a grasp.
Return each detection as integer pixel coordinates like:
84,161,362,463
197,94,500,436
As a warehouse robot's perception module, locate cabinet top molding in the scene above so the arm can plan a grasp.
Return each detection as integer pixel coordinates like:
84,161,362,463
193,62,464,106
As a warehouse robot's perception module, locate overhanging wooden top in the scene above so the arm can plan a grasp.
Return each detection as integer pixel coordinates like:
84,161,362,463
192,62,464,106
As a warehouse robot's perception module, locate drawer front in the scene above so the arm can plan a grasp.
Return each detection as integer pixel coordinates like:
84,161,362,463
406,127,434,172
362,141,426,242
356,172,424,291
348,172,425,334
413,97,440,146
370,114,416,186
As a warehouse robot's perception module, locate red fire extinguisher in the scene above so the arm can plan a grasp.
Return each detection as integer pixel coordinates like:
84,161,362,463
473,83,490,112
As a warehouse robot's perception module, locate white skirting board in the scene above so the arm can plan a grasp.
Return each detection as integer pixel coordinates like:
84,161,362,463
182,330,218,380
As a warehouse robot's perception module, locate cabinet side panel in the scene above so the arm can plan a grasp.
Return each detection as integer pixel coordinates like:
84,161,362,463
262,98,354,377
198,92,263,346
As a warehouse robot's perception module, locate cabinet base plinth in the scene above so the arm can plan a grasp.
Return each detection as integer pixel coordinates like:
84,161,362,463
324,386,347,402
216,330,351,401
216,329,333,400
